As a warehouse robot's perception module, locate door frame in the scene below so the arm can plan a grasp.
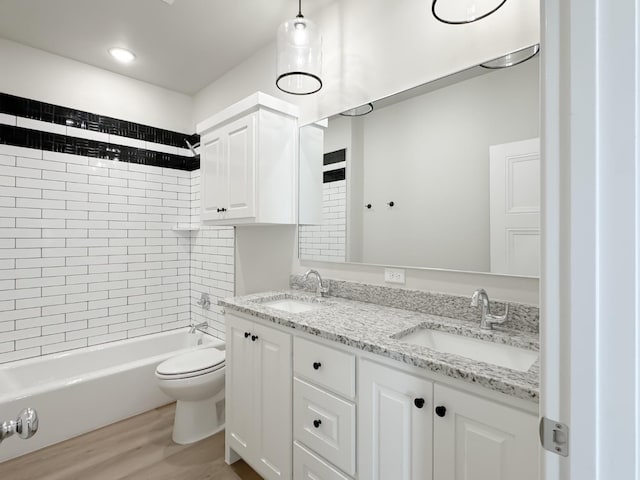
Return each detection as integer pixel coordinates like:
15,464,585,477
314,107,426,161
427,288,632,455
541,0,640,478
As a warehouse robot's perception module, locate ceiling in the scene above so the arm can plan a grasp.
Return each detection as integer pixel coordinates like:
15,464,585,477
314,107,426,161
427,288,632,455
0,0,333,95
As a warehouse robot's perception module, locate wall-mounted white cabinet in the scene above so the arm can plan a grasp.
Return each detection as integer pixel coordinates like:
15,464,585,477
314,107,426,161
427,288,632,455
197,92,298,225
225,314,292,480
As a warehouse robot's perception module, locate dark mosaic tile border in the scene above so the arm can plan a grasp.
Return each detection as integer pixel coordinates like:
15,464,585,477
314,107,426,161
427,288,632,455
0,92,199,149
0,124,199,171
324,148,346,165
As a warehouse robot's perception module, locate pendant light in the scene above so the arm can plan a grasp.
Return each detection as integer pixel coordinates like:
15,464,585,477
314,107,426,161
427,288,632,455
276,0,323,95
432,0,507,24
340,103,374,117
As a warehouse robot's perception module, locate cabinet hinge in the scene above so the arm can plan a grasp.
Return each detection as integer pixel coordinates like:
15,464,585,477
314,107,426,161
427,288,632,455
539,417,569,457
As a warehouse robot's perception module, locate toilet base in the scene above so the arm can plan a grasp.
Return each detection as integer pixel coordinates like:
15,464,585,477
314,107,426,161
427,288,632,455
172,391,225,445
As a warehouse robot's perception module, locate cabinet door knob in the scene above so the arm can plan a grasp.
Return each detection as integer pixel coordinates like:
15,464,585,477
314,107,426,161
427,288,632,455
251,335,259,342
220,207,227,212
313,419,322,428
244,332,250,338
435,406,447,417
414,398,425,409
313,362,322,370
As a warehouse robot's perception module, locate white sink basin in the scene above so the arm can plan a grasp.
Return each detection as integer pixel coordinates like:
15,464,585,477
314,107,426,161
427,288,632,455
262,298,322,314
398,328,538,372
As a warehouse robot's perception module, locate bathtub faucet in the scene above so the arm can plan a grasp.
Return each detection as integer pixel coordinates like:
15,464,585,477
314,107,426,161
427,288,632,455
0,408,38,445
189,322,209,334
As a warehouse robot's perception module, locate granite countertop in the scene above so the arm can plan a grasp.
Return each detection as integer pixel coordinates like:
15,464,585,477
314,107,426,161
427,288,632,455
220,290,540,402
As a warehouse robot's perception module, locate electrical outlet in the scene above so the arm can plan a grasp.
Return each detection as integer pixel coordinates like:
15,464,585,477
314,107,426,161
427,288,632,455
384,268,405,284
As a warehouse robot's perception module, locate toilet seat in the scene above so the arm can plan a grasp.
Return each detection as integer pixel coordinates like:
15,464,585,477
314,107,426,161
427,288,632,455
156,348,225,380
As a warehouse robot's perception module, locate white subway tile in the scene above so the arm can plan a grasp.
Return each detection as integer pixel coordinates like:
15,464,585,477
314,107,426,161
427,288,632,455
42,150,88,165
41,338,87,355
66,126,109,143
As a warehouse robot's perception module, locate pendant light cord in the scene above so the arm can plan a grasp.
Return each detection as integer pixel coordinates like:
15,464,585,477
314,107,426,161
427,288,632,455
297,0,303,18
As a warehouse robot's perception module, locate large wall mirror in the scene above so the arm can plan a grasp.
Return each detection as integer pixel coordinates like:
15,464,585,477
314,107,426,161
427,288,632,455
298,51,540,277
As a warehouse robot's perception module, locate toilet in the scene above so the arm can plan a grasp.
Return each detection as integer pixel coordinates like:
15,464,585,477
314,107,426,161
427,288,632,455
155,347,226,445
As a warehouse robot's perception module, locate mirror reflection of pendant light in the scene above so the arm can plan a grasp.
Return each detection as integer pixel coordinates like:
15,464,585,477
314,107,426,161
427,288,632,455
276,0,323,95
432,0,507,24
481,44,540,69
340,103,374,117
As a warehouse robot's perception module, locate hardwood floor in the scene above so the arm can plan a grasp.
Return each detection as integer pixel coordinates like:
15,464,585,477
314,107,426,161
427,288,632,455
1,403,262,480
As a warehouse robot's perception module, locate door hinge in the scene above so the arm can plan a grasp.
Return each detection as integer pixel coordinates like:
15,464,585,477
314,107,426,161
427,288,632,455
539,417,569,457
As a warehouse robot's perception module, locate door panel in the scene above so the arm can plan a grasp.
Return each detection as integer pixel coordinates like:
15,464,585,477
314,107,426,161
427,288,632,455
200,131,226,222
433,384,538,480
256,323,292,479
226,317,255,459
359,360,433,480
227,114,256,219
490,138,540,276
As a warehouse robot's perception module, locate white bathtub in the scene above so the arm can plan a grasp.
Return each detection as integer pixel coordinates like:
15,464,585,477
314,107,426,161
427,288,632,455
0,328,224,463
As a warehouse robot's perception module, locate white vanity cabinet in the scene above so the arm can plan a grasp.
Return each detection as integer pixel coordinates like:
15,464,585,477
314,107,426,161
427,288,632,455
225,314,292,480
359,360,434,480
359,360,538,480
432,384,539,480
224,310,539,480
197,92,298,225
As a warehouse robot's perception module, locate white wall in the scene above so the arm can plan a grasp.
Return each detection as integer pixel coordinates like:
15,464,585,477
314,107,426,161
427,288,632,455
358,59,539,271
0,38,193,133
193,0,540,303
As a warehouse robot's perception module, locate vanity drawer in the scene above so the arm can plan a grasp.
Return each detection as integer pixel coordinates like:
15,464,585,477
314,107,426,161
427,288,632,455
293,377,356,475
294,441,353,480
294,336,356,399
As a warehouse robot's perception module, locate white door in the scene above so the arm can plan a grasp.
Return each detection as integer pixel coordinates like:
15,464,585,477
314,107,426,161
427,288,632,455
433,384,539,480
226,113,256,220
254,323,292,480
359,360,433,480
489,138,540,276
226,316,257,461
200,129,227,222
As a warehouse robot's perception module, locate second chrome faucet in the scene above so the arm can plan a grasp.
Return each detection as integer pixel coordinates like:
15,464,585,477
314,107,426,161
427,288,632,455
304,269,330,298
471,288,510,330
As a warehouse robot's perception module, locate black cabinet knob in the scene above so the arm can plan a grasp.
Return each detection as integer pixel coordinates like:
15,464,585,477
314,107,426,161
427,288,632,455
387,201,395,207
365,203,372,209
313,362,322,370
217,207,227,213
414,398,425,409
435,406,447,417
251,335,258,342
313,419,322,428
244,332,250,338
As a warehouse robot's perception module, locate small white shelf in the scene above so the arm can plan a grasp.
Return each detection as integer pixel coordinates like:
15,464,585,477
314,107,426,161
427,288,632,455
172,224,200,232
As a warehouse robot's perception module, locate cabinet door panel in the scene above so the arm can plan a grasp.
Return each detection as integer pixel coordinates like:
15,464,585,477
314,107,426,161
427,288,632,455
255,322,292,479
359,360,433,480
433,384,538,480
200,131,226,222
227,114,256,219
226,316,256,458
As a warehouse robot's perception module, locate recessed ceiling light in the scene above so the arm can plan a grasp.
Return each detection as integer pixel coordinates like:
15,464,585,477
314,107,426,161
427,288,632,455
108,47,136,63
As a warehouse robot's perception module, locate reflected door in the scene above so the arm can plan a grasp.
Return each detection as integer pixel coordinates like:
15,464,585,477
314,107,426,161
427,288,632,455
490,138,540,276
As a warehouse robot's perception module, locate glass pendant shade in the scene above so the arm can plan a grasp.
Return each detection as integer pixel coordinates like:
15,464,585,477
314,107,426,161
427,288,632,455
432,0,507,24
276,12,322,95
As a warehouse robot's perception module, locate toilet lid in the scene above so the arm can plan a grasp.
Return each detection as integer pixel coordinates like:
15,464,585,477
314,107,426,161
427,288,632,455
156,348,225,376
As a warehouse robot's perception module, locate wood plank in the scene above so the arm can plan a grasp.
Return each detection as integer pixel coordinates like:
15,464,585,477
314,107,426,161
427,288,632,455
1,403,262,480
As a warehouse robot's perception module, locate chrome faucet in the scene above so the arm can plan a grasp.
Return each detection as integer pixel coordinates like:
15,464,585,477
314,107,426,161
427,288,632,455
470,288,510,330
304,269,330,297
189,321,209,334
